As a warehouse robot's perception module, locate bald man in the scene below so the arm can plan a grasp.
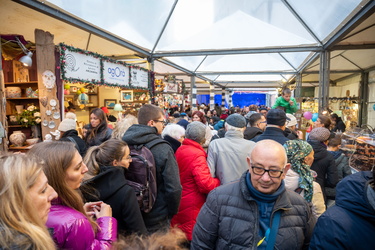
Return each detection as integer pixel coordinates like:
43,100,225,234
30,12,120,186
191,140,316,250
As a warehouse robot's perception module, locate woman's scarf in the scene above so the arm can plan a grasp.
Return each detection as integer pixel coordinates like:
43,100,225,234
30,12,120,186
283,140,314,202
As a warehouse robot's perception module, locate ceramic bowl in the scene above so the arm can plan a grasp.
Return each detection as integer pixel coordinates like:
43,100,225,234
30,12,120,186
26,138,39,146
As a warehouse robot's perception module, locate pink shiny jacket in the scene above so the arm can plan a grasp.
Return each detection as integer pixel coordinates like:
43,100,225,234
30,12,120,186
47,199,117,249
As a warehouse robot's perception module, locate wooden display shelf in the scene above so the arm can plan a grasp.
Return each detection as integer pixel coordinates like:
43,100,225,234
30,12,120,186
5,81,38,85
8,145,34,152
6,97,39,100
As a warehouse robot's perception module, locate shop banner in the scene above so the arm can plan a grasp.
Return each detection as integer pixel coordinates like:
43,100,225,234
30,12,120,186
130,68,149,88
102,61,130,87
63,50,101,83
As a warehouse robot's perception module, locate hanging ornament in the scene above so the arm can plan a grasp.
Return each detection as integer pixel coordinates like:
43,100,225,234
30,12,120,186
78,93,89,104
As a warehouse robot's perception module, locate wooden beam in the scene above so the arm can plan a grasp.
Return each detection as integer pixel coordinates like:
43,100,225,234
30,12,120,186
35,29,60,140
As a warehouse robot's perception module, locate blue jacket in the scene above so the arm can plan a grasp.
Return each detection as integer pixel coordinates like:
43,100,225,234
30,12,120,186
310,171,375,250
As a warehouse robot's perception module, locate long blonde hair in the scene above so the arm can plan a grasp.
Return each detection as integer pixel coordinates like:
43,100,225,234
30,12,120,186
0,154,56,250
28,141,98,231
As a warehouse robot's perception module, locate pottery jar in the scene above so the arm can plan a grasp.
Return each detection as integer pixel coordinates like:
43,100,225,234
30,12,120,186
6,87,22,98
9,131,26,147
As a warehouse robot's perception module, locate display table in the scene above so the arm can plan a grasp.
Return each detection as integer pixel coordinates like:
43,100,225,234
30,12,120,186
341,133,375,172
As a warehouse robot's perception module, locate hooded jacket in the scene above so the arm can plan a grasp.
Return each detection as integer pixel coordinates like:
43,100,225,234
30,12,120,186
60,129,87,157
82,166,147,235
310,171,375,250
47,199,117,249
243,126,263,140
171,138,220,240
308,139,338,199
122,124,182,231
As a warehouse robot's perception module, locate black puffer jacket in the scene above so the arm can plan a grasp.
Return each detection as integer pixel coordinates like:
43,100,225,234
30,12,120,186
307,139,338,200
82,166,147,235
191,171,316,250
122,124,182,231
60,129,87,157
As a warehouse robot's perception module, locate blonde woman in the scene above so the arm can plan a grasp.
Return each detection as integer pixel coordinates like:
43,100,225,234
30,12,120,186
28,141,117,249
0,154,57,249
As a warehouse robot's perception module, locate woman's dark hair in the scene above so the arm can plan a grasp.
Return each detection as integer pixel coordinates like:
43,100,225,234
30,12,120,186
330,113,339,120
192,111,207,124
86,108,108,143
319,115,332,129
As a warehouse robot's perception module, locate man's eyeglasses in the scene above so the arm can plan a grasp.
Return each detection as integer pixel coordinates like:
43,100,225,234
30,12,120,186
154,120,168,126
251,165,284,178
125,155,132,160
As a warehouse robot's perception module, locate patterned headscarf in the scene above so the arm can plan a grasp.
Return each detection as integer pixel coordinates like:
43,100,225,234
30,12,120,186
283,140,314,202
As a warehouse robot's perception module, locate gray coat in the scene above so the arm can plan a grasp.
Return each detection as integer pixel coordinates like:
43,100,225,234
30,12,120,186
207,130,256,185
191,171,316,250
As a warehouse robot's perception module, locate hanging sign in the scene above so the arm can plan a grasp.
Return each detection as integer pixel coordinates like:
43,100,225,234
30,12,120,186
164,82,178,93
102,61,130,87
130,67,149,88
62,50,101,83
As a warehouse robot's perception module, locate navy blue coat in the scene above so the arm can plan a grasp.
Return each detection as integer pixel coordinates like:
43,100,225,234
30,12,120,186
252,127,290,145
310,171,375,250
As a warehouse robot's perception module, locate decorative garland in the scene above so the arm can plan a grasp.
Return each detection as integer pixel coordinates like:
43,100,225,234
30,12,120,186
59,43,151,91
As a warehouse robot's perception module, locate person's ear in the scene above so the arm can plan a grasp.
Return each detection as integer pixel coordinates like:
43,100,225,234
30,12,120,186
147,120,154,127
283,163,291,176
247,157,251,168
112,160,118,166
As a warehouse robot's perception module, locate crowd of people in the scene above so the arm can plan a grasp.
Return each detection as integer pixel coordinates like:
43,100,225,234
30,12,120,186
1,90,374,249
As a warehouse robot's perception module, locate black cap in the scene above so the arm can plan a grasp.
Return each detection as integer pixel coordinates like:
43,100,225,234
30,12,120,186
266,109,290,126
173,113,181,118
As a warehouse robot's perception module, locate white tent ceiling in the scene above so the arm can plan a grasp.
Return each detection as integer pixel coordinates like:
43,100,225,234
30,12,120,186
1,0,375,92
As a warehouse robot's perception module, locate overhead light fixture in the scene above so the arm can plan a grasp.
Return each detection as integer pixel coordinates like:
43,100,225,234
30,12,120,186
15,37,33,67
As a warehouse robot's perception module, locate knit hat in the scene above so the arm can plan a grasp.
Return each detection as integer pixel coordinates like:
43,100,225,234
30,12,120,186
58,116,76,132
220,114,228,120
185,121,206,143
286,114,298,127
309,127,331,142
226,114,246,128
266,109,290,126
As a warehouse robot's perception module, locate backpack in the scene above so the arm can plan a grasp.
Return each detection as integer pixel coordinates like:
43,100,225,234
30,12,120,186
125,139,165,213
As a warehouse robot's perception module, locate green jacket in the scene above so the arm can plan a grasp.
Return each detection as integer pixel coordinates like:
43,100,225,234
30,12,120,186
272,96,298,114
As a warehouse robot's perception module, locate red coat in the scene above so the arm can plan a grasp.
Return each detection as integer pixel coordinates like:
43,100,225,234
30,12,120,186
171,138,220,240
